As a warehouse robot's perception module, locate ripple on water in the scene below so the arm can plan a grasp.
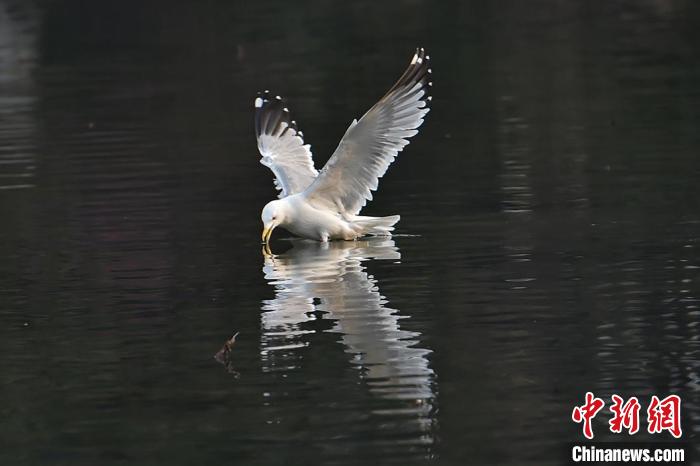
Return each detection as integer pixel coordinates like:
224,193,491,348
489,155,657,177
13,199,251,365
260,239,437,452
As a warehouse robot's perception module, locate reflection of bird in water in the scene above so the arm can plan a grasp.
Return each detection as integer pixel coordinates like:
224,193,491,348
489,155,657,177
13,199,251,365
261,239,435,403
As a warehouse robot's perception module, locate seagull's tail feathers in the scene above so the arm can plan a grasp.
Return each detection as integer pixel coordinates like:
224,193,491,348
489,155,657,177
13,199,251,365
354,215,400,237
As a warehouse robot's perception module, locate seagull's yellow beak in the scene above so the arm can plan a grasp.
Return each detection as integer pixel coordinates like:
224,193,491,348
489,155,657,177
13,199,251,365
261,242,273,258
261,223,274,243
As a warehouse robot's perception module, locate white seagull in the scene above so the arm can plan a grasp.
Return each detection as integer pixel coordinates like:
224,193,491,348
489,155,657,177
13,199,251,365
257,47,432,243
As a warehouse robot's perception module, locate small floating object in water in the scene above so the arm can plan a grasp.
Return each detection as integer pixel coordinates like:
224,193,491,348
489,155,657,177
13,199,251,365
214,331,239,363
214,332,240,376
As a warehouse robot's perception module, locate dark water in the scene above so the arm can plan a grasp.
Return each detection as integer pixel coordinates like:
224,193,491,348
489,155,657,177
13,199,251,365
1,1,699,465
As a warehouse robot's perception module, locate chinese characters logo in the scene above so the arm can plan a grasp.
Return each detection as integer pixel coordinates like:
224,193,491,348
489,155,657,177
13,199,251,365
571,392,681,439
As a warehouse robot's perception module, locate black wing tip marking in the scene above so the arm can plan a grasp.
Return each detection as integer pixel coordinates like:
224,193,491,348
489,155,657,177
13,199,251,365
384,47,432,107
254,90,302,140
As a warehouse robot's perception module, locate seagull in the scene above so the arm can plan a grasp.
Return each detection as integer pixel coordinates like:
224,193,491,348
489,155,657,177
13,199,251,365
256,47,432,243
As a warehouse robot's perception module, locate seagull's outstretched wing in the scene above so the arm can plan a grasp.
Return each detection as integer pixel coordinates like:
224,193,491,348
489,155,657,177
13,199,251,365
303,48,431,216
255,91,318,198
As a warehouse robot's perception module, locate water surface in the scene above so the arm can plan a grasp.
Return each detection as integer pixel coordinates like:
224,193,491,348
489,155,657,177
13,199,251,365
1,1,699,464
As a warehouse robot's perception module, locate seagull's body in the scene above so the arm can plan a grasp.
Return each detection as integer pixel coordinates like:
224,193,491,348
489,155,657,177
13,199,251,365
271,193,358,241
269,194,353,241
263,193,401,242
257,48,432,242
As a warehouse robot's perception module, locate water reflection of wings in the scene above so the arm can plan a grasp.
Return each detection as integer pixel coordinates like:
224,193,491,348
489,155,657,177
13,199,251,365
261,238,435,402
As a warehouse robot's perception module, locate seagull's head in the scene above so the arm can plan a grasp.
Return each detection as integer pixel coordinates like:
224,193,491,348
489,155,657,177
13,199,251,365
261,200,287,243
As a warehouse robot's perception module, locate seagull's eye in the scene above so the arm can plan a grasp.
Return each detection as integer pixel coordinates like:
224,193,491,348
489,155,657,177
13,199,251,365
272,216,277,220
